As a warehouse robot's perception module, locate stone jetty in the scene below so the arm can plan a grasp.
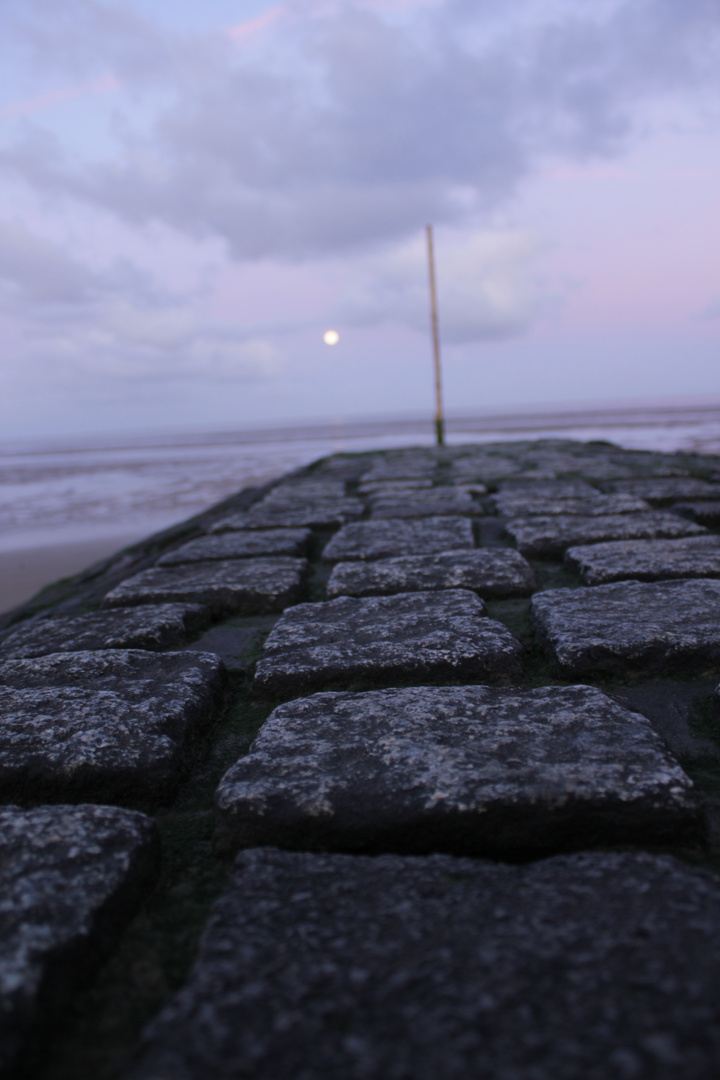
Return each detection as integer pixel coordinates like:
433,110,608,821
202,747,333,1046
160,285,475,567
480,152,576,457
3,438,720,1079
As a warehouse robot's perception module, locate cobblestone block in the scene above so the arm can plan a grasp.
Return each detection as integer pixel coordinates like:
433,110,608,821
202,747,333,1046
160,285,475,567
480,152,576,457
263,480,348,504
359,459,437,482
369,487,484,518
449,455,524,481
1,804,158,1078
215,684,698,855
162,529,311,561
565,535,720,585
0,649,225,803
322,517,475,562
253,590,522,696
327,550,535,599
124,848,720,1080
532,579,720,675
498,479,598,497
358,478,433,495
506,512,705,557
492,493,648,517
217,502,363,529
215,480,362,530
0,603,211,660
103,558,307,616
611,477,720,504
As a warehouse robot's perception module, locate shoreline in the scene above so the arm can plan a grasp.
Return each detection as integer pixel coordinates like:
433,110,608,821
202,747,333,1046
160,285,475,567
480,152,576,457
0,534,146,617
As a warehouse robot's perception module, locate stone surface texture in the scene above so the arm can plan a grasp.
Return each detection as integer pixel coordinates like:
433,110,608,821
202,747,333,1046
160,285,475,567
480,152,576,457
532,578,720,675
126,848,720,1080
360,460,436,482
565,534,720,585
506,511,705,557
449,455,524,481
322,517,475,562
159,529,310,562
103,557,307,615
253,590,522,696
326,549,535,599
0,603,211,660
369,488,485,518
358,478,432,495
213,502,363,529
498,479,597,497
1,804,158,1078
222,479,364,529
492,492,649,517
215,684,698,855
6,436,720,1078
611,477,720,504
0,649,225,802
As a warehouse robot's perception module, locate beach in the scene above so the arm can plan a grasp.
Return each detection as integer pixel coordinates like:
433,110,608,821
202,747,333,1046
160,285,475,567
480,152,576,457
0,535,147,614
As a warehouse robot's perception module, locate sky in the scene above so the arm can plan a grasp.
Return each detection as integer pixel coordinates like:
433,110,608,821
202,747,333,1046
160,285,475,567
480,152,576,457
1,0,719,438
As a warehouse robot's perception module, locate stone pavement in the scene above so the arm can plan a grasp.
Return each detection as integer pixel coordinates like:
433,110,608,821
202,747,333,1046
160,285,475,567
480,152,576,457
3,438,720,1078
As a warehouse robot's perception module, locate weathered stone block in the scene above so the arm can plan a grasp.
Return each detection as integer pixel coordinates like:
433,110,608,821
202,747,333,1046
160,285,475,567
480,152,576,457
104,558,307,616
565,535,720,585
124,848,720,1080
532,579,720,675
360,459,437,482
506,512,705,558
492,493,648,517
245,480,361,522
561,460,636,481
263,480,348,504
215,684,698,856
358,478,433,495
449,455,523,481
612,477,720,504
369,487,484,518
0,649,225,803
0,603,211,660
162,529,311,561
1,804,158,1078
253,590,522,696
322,517,475,562
215,501,363,529
498,478,597,497
327,549,535,599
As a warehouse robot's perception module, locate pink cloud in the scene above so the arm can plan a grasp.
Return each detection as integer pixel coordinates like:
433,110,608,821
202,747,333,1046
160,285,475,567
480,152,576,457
227,6,286,42
0,74,120,125
226,0,438,44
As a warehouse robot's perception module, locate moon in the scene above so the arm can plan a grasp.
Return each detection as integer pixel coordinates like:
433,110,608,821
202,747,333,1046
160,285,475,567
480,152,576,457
323,330,339,345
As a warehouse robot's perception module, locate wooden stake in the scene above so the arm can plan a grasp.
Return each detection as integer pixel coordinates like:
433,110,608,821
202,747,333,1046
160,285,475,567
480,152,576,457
426,224,445,446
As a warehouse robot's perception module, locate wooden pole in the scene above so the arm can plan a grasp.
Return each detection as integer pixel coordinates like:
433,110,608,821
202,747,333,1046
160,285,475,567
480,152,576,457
426,224,445,446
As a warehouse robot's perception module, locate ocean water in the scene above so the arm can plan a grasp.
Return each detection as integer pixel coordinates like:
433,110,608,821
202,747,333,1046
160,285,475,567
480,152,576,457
3,402,720,554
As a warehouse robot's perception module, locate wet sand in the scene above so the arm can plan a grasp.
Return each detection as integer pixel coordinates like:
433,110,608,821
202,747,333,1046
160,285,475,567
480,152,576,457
0,535,145,617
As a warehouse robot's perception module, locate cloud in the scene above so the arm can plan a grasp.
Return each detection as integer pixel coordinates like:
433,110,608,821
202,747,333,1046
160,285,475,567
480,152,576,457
0,218,96,303
2,0,719,262
16,300,283,384
340,228,543,342
1,0,719,410
0,217,282,385
0,74,119,124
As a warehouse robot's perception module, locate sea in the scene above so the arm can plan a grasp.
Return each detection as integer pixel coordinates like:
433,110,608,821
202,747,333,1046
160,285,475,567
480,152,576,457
3,400,720,555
